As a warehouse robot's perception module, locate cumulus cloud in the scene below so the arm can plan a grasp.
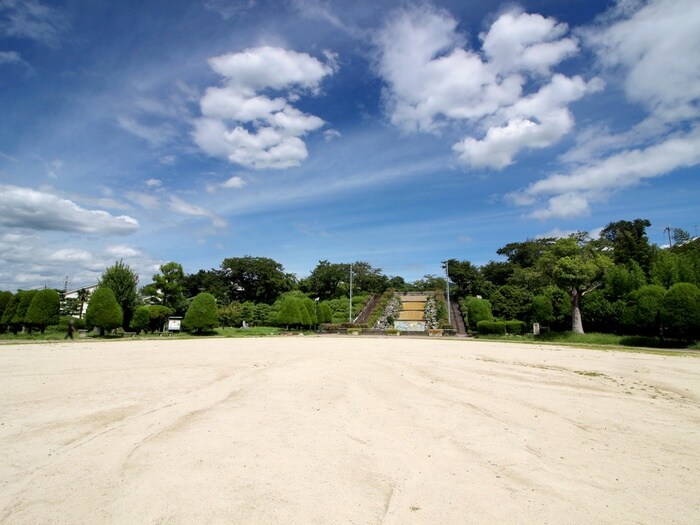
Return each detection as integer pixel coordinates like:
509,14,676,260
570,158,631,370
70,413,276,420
193,46,335,169
0,232,159,291
509,0,700,219
375,5,592,168
0,184,139,234
510,129,700,219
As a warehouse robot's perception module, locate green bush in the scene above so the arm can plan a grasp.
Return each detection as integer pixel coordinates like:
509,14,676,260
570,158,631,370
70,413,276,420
530,295,554,325
130,306,151,333
477,320,506,335
183,293,219,334
461,297,493,332
505,320,526,335
661,283,700,341
1,293,18,333
626,285,666,336
25,289,61,333
13,290,37,331
85,287,123,336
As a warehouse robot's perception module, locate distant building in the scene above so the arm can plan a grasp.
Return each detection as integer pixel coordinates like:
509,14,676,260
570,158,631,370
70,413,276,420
63,284,99,318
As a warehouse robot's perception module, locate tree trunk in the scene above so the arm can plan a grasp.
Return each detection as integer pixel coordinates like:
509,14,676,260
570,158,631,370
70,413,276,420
571,289,584,334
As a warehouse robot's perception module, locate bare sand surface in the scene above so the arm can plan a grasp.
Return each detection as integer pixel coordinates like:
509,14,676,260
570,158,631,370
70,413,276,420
1,337,699,524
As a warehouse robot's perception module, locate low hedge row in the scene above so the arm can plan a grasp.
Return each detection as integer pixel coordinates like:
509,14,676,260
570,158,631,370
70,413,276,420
476,320,526,335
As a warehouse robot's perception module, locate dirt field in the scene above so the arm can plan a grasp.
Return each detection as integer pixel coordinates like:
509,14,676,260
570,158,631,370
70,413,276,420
1,337,699,524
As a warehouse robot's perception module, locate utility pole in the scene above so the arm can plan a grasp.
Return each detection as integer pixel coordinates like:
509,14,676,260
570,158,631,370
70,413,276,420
444,260,451,324
664,226,673,248
348,262,353,323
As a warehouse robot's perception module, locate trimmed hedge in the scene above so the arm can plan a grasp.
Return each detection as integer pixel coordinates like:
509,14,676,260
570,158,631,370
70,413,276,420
477,320,526,335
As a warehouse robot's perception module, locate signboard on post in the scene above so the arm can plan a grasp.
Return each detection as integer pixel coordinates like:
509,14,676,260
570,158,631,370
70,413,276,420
167,317,182,332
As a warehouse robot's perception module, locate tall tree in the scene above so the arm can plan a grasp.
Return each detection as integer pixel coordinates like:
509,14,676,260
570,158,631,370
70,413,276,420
142,262,187,314
220,256,295,304
25,289,61,334
100,260,139,329
540,235,613,334
85,287,123,336
445,259,484,297
599,219,654,275
183,293,219,334
182,269,230,304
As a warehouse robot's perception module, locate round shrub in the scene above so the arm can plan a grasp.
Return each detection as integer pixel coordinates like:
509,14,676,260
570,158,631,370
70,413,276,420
85,287,123,336
25,289,60,333
661,283,700,341
183,293,219,334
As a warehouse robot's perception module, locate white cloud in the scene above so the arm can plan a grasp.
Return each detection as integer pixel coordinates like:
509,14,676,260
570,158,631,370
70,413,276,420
375,6,594,168
584,0,700,122
0,0,67,47
193,46,335,170
0,49,20,63
145,178,162,188
221,176,246,189
510,129,700,219
168,195,227,228
116,116,177,147
0,232,159,292
0,184,139,234
510,0,700,220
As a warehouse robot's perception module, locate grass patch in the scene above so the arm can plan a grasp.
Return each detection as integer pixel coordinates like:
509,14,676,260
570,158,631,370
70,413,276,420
476,331,699,355
215,326,281,337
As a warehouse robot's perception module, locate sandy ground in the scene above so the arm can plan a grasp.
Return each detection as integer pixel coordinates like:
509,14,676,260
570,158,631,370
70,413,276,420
1,337,699,524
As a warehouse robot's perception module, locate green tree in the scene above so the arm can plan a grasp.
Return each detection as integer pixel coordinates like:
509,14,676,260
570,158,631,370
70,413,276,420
530,295,554,325
410,274,446,292
627,285,666,337
490,285,533,321
276,294,303,329
1,293,20,334
130,306,151,333
100,260,139,330
0,291,13,332
25,289,61,334
221,256,295,304
604,262,646,301
672,228,691,245
661,283,700,341
318,302,333,323
142,262,187,315
182,269,230,305
183,293,219,334
445,259,484,297
461,296,493,332
541,236,613,334
85,287,123,336
599,219,654,275
12,290,37,333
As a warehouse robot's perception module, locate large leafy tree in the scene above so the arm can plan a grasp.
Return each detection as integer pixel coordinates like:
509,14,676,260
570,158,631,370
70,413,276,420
25,289,61,333
661,283,700,341
540,235,613,334
142,262,187,314
599,219,654,275
100,260,139,329
182,269,230,304
445,259,484,297
220,256,295,304
85,287,123,336
302,260,349,299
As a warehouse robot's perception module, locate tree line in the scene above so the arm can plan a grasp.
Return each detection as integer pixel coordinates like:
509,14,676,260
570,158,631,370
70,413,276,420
0,219,698,340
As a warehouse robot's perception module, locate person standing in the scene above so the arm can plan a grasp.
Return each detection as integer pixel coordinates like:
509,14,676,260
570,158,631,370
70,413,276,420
65,319,75,340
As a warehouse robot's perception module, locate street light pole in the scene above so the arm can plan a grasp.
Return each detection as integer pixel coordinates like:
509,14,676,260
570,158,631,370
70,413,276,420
349,262,353,323
445,260,451,325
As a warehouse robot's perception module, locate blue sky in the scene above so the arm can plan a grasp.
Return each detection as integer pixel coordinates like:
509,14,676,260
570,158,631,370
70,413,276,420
1,0,699,291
